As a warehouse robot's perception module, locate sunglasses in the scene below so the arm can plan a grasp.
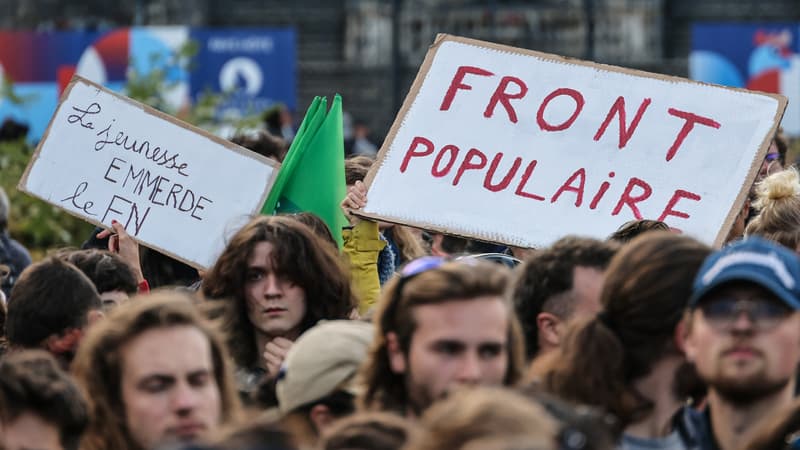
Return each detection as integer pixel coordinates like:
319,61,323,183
698,297,792,331
383,256,485,327
393,256,450,294
765,152,781,162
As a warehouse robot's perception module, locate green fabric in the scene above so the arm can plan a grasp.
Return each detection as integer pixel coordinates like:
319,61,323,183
261,95,348,248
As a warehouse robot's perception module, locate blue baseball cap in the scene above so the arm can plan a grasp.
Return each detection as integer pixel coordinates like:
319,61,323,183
689,237,800,310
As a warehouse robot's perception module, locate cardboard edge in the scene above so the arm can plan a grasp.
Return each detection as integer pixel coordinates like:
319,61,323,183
362,33,448,190
353,211,538,249
18,75,282,270
17,78,82,194
441,34,789,105
70,76,281,205
712,95,788,248
20,187,208,270
363,33,789,248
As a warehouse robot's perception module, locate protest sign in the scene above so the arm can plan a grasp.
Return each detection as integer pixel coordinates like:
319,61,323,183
359,34,787,248
19,75,278,269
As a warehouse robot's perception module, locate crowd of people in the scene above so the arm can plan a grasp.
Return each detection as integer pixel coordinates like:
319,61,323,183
1,129,800,450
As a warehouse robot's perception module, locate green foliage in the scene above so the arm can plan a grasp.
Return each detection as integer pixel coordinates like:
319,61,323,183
0,139,94,256
125,40,262,134
1,76,37,105
125,40,199,114
2,39,263,258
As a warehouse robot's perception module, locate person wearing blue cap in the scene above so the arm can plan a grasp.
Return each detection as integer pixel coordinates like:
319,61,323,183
679,237,800,450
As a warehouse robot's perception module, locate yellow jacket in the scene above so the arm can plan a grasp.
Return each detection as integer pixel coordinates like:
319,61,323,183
342,221,386,315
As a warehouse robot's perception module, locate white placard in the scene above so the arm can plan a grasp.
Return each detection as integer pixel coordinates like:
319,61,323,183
360,35,787,248
19,76,278,269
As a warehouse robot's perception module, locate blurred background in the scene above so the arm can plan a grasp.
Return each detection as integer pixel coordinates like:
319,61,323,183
2,0,800,253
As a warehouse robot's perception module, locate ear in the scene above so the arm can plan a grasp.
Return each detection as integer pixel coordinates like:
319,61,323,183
676,314,697,362
430,234,446,257
308,404,334,433
87,309,105,326
45,328,83,355
386,332,406,374
536,312,563,350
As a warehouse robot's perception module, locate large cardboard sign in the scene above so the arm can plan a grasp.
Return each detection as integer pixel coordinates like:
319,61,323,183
360,34,787,248
19,76,278,269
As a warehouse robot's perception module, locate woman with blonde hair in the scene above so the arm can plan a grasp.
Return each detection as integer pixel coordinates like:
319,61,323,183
746,166,800,251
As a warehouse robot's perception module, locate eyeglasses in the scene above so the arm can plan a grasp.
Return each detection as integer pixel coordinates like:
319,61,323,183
698,297,792,331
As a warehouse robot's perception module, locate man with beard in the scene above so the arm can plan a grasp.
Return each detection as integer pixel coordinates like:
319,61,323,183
680,237,800,450
360,257,525,418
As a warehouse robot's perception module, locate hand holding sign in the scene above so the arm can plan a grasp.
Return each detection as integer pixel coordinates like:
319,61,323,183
97,220,144,283
341,181,368,226
19,76,279,269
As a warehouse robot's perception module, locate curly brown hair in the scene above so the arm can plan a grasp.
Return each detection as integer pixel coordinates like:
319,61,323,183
201,215,356,369
71,291,241,450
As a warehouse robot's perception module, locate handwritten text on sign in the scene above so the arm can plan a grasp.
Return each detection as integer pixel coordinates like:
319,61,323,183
20,77,277,268
362,36,785,247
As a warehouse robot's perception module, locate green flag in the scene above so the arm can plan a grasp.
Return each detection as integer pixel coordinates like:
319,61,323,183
261,96,325,214
262,95,348,248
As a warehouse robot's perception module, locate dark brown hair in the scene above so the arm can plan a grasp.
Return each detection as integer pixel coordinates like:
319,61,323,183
511,236,617,359
608,219,670,243
59,249,138,295
71,291,241,450
230,130,289,162
286,212,337,248
319,411,414,450
202,215,355,368
539,232,710,426
345,155,375,186
0,350,88,450
360,260,524,413
7,257,101,348
212,417,295,450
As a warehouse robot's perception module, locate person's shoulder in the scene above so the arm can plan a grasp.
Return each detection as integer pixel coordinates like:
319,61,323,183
673,405,716,450
5,237,31,265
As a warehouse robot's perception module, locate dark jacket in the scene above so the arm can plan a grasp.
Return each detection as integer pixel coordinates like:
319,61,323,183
674,406,719,450
0,231,32,299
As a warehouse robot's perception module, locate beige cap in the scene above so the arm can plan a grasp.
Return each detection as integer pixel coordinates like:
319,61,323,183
276,320,374,414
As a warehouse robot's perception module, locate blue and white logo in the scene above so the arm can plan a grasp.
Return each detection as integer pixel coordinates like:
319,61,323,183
219,57,263,95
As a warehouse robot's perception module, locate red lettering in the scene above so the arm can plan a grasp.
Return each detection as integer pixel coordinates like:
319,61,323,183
514,160,545,201
432,145,460,178
400,137,435,173
484,76,528,123
551,168,586,206
589,171,615,210
665,108,721,162
483,153,522,192
658,189,701,222
593,96,652,149
536,88,585,132
440,66,494,111
611,177,653,219
453,149,488,186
